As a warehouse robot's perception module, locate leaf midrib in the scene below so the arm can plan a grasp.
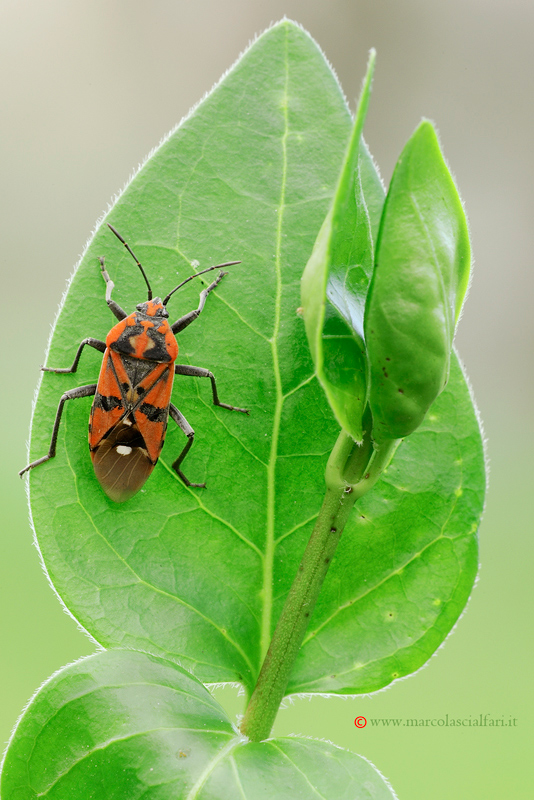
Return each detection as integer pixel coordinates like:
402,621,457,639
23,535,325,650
260,25,290,664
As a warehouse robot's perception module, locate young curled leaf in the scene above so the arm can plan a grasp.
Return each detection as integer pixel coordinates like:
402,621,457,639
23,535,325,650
301,52,385,441
1,650,397,800
365,120,471,441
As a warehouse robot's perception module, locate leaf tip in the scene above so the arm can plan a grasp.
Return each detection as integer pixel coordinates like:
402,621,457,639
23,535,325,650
413,117,439,145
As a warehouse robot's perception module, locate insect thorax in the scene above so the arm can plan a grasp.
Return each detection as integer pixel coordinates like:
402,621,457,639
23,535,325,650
107,310,179,363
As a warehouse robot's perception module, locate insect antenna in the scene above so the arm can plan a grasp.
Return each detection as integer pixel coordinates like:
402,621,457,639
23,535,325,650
107,224,153,300
163,261,241,306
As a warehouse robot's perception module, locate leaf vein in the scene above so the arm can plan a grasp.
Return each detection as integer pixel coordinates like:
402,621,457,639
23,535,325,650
185,738,243,800
268,742,329,799
36,727,234,797
64,446,256,675
302,482,464,645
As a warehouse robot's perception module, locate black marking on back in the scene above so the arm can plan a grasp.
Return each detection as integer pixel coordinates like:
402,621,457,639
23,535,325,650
91,415,153,456
102,416,148,449
139,402,167,423
110,317,172,362
110,322,144,356
94,394,123,413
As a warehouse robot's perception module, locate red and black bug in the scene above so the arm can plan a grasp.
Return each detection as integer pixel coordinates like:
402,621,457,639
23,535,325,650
20,224,248,502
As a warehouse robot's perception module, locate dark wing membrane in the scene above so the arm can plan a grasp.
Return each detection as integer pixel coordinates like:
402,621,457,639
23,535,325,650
90,416,156,503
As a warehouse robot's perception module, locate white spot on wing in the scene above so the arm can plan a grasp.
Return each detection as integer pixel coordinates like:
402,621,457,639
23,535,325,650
116,445,133,456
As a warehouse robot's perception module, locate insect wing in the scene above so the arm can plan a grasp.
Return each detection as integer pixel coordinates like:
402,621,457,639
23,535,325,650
89,352,173,503
89,350,125,448
133,364,174,463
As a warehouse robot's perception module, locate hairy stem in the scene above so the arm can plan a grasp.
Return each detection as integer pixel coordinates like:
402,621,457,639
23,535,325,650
240,426,399,742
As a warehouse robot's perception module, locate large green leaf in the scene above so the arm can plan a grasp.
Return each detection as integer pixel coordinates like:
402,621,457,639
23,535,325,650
1,650,396,799
25,21,484,698
365,121,471,440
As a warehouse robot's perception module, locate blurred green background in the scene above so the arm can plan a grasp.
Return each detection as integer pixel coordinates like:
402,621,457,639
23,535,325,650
1,1,532,797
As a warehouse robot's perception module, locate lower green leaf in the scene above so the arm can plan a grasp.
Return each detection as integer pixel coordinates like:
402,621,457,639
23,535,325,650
1,650,396,800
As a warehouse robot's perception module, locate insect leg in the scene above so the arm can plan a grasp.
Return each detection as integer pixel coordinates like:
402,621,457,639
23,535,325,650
42,338,106,373
19,384,97,476
168,404,206,489
171,271,227,334
174,364,249,413
99,256,127,321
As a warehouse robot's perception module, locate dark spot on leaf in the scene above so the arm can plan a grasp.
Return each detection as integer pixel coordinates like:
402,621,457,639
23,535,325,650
398,388,404,393
330,527,337,533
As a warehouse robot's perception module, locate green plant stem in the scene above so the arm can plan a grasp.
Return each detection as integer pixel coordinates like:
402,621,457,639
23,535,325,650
240,428,399,742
